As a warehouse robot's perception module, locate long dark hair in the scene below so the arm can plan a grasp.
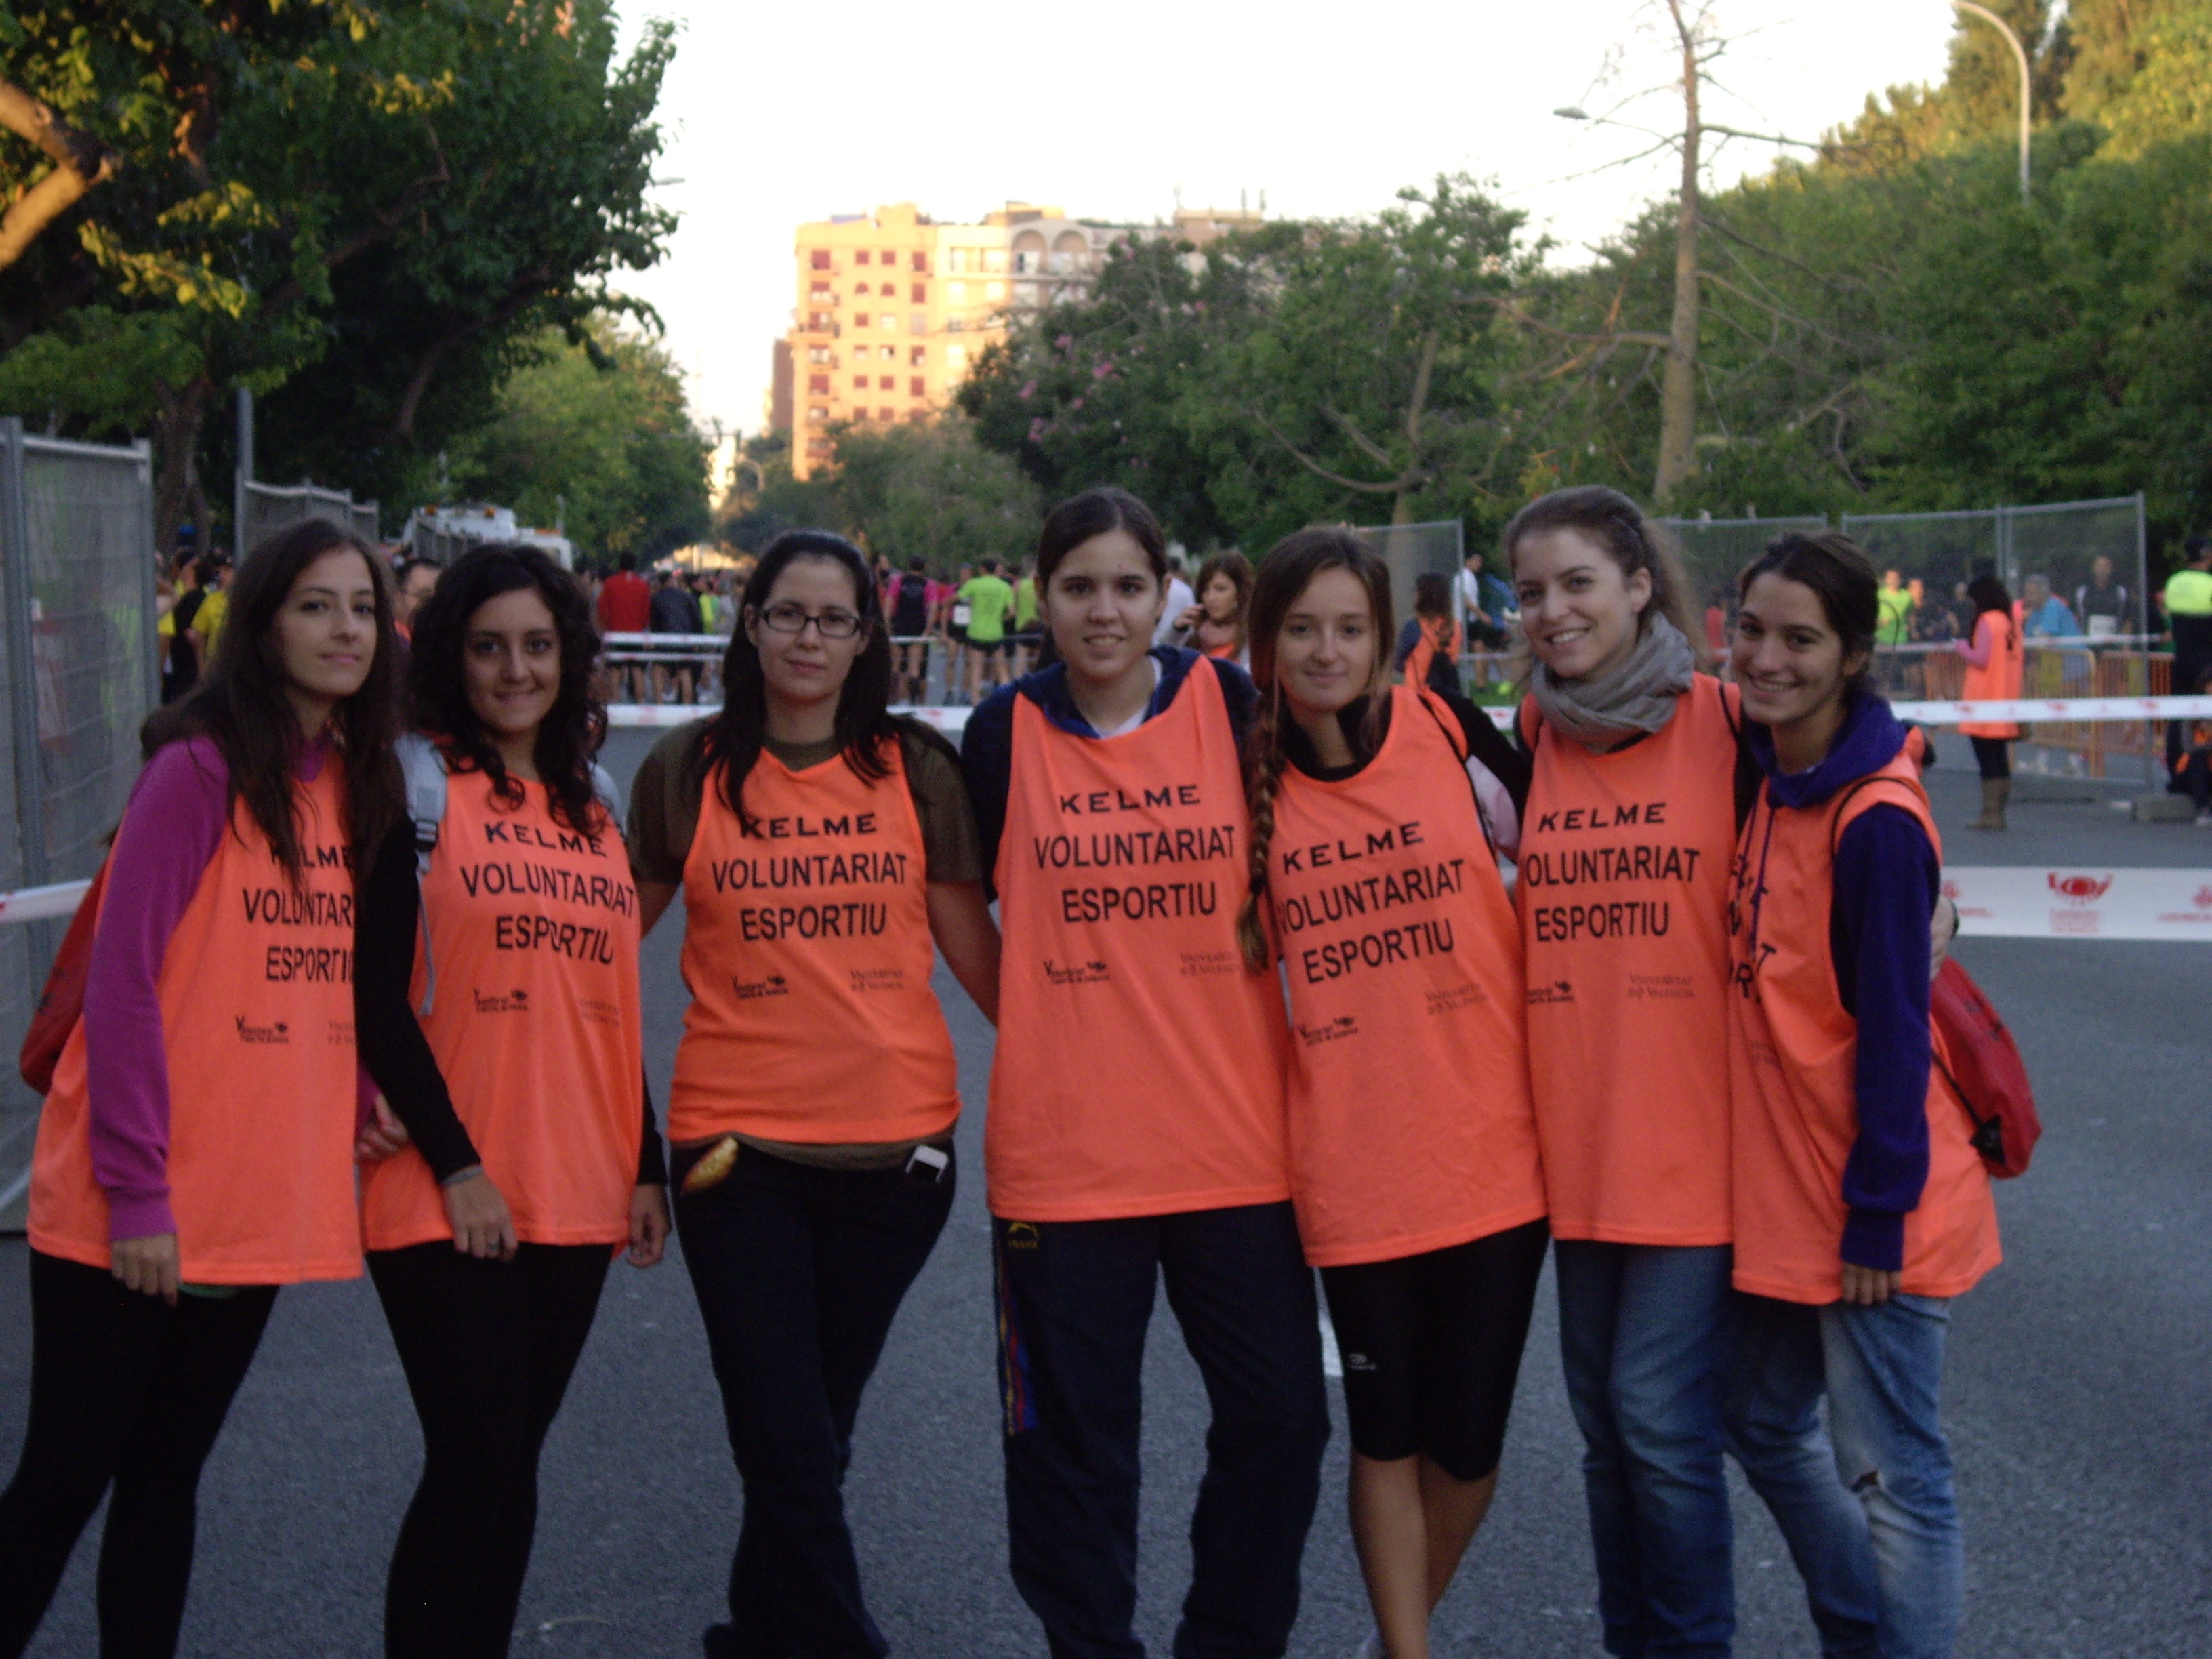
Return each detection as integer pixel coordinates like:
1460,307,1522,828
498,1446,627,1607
1967,573,2013,616
1235,529,1394,971
140,518,405,884
406,544,609,834
1501,485,1700,658
1737,531,1881,694
1191,550,1254,657
692,530,901,824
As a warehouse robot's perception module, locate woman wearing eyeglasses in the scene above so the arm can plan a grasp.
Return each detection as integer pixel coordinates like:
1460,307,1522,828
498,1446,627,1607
626,530,1000,1659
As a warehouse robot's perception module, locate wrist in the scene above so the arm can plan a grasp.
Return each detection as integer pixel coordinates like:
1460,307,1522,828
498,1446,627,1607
438,1164,485,1189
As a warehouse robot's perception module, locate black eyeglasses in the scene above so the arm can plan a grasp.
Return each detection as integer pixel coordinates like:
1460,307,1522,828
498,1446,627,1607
756,602,865,640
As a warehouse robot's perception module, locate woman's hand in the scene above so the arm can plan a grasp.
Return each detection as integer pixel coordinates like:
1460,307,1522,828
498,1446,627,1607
112,1233,181,1303
355,1094,411,1162
1839,1263,1901,1306
441,1170,517,1261
1175,603,1204,634
628,1184,671,1268
1929,893,1959,981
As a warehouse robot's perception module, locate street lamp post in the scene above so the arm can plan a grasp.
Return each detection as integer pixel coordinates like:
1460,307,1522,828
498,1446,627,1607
1952,0,2032,204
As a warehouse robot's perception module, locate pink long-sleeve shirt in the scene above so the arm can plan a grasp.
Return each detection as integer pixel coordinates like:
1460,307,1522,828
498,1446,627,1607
83,732,363,1241
1954,613,1999,669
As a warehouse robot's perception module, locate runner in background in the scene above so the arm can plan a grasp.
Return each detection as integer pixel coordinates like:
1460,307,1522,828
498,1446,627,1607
962,486,1329,1659
945,560,975,702
0,521,405,1659
959,556,1018,705
1395,571,1464,697
1723,532,1999,1659
1953,575,2022,832
627,529,998,1659
1507,486,1883,1659
595,552,652,704
1237,531,1544,1659
352,544,666,1659
888,556,935,703
1167,551,1253,666
1010,560,1044,676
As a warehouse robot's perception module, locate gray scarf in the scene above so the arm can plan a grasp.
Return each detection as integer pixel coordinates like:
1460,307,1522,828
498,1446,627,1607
1529,614,1697,748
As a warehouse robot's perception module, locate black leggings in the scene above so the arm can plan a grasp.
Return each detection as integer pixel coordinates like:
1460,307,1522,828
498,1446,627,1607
367,1241,610,1659
674,1141,954,1659
0,1250,277,1659
1319,1219,1551,1481
1969,736,2011,781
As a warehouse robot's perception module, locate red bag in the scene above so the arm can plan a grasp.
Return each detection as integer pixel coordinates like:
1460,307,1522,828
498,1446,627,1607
1929,956,2039,1178
20,858,109,1095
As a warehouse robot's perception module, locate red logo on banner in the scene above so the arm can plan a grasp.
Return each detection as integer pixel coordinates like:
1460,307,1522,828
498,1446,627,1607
2047,872,2114,904
2194,884,2212,910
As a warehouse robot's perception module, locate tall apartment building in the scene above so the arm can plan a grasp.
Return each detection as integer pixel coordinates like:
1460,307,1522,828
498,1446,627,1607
782,200,1261,478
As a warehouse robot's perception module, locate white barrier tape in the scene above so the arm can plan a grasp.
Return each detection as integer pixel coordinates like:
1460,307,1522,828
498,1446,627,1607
1946,866,2212,941
0,878,92,924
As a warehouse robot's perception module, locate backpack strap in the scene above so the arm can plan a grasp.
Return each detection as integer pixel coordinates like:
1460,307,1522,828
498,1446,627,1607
1416,689,1502,861
394,734,449,1019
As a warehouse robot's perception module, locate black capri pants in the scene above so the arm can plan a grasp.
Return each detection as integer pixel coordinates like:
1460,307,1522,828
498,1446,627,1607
1319,1218,1550,1482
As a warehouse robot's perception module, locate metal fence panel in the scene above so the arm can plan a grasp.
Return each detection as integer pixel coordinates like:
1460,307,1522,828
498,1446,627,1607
1658,516,1830,649
0,422,157,1227
243,481,380,554
1352,520,1465,645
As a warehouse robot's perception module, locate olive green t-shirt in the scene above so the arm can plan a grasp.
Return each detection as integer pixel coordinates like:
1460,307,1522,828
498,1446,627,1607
626,717,984,889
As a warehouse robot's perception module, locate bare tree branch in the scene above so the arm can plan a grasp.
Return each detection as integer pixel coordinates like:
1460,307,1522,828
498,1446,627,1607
0,76,121,271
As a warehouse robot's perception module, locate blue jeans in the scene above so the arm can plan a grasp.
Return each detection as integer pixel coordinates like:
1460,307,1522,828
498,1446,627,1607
1723,1295,1883,1658
1828,1295,1961,1659
1555,1241,1735,1659
1725,1292,1961,1659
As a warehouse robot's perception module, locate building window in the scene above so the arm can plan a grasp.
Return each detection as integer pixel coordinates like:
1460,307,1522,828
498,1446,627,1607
873,407,890,422
808,405,830,423
945,316,965,333
947,281,967,303
854,312,869,327
853,281,869,295
809,283,832,301
855,249,869,264
808,438,832,455
806,312,832,330
985,282,1005,300
881,250,896,264
808,346,831,364
808,373,830,394
878,375,893,390
909,312,926,333
909,376,926,397
912,251,927,271
910,282,926,303
909,346,926,365
984,248,1008,272
810,249,830,270
947,248,968,273
947,344,968,367
853,374,869,389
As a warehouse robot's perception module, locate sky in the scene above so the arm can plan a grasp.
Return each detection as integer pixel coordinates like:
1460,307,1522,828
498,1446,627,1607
610,1,1960,444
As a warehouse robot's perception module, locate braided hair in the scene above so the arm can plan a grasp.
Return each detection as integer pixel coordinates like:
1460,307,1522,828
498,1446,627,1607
1234,529,1395,971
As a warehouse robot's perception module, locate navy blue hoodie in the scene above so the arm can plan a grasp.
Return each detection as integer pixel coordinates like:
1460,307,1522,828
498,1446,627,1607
1744,688,1941,1274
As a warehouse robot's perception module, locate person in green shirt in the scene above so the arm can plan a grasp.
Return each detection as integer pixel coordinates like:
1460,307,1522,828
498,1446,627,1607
957,557,1017,703
1010,565,1041,674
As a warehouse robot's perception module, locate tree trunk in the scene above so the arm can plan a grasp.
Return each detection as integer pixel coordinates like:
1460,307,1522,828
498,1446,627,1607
1391,329,1442,526
1654,0,1702,506
150,373,215,560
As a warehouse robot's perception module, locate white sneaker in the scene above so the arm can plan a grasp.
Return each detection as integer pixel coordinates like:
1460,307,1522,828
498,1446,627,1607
2196,810,2212,828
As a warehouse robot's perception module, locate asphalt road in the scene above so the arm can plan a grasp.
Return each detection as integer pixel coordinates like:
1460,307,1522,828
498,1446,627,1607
3,737,2207,1658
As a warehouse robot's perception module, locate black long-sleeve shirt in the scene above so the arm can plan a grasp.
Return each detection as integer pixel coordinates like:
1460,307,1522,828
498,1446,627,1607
354,820,666,1189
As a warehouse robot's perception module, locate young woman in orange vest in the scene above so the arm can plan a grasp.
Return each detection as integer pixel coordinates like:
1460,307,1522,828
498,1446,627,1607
0,520,403,1659
627,529,998,1659
1724,532,2001,1659
1507,486,1885,1659
1235,531,1546,1659
351,543,665,1659
1952,575,2022,832
960,485,1329,1659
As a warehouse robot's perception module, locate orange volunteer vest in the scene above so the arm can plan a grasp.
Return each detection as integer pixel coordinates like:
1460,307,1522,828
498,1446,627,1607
1269,687,1545,1266
1518,675,1740,1245
989,660,1290,1221
30,762,363,1284
669,739,958,1145
1959,612,2023,739
359,772,642,1251
1727,752,2001,1304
